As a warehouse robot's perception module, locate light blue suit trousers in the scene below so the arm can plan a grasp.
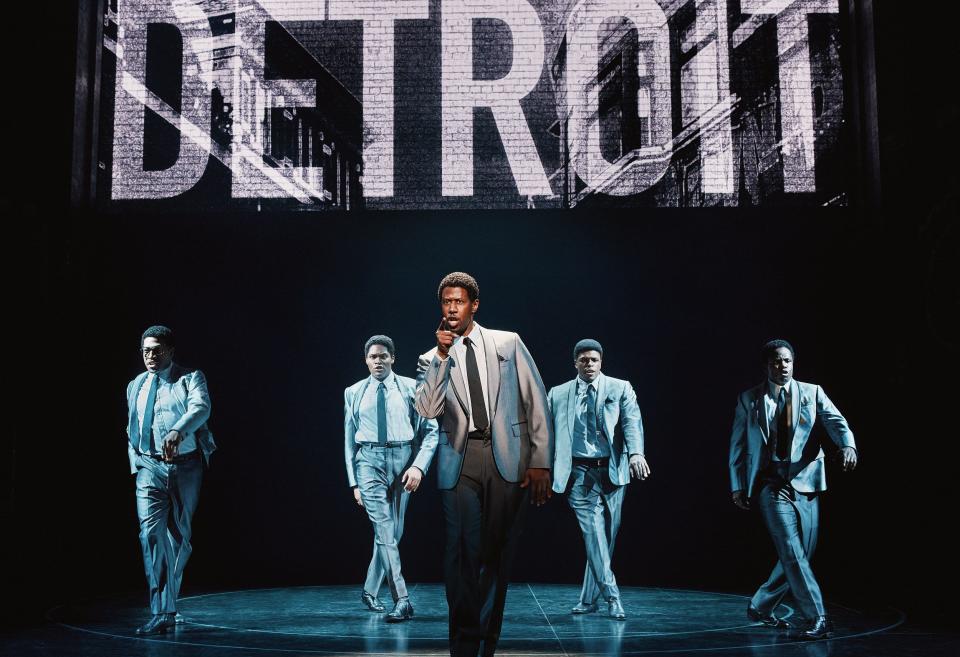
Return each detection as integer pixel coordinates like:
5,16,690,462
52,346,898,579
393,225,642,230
752,474,823,619
549,374,643,605
567,462,623,604
356,444,413,601
345,374,437,602
134,453,202,614
729,381,854,622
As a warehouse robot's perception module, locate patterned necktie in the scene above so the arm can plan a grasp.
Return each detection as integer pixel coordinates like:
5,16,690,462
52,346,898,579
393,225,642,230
139,374,159,455
463,337,489,431
377,382,387,444
585,383,598,440
775,387,793,460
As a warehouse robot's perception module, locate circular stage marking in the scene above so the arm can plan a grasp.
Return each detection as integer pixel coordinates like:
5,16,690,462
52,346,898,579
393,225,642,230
47,584,906,655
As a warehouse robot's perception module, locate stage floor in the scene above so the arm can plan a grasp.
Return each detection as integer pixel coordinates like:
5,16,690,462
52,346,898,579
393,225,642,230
3,584,954,656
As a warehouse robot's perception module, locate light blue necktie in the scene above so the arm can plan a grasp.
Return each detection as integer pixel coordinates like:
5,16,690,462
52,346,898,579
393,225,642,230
138,375,159,455
585,384,597,440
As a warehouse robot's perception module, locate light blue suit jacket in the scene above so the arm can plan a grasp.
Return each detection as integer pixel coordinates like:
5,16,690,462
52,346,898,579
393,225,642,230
344,374,439,488
729,379,855,497
416,326,553,489
548,374,644,494
126,363,216,474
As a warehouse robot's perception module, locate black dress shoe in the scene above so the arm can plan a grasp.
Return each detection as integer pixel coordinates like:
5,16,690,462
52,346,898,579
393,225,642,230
385,597,414,623
361,592,386,612
789,616,834,640
747,604,790,629
135,613,176,635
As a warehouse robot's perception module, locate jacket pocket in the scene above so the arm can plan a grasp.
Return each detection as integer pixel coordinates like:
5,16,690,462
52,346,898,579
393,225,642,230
511,421,528,437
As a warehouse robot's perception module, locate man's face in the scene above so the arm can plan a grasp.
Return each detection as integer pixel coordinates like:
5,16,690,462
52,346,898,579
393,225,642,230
366,344,395,380
142,337,174,373
575,350,602,383
440,286,479,335
766,347,794,386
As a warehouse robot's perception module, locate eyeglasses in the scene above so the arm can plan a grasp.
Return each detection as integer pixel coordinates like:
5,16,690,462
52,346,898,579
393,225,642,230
141,346,167,356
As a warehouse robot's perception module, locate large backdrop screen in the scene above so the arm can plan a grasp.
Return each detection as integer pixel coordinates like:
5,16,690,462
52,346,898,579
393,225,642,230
95,0,850,210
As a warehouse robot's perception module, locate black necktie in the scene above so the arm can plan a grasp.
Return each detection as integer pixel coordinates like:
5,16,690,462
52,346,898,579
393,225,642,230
138,374,159,455
463,337,489,431
377,382,388,444
775,388,793,460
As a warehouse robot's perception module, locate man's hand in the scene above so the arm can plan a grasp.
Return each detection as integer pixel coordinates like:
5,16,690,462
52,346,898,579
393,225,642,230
732,490,750,510
353,487,363,507
436,318,456,358
629,454,651,480
520,468,552,506
838,446,858,472
161,430,182,462
402,466,424,492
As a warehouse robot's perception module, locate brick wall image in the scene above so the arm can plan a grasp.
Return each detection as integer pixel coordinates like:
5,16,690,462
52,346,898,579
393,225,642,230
95,0,849,210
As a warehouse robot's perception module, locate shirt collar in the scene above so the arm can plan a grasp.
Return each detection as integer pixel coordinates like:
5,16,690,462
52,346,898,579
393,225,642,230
148,363,174,382
577,373,601,393
369,371,397,388
767,378,792,399
453,322,484,349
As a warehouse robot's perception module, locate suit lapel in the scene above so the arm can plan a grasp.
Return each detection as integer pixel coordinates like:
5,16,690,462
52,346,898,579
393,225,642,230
791,379,802,437
128,372,148,446
566,379,577,439
482,329,501,420
596,374,607,437
353,378,370,422
757,386,770,442
165,364,187,414
447,352,470,416
397,377,417,432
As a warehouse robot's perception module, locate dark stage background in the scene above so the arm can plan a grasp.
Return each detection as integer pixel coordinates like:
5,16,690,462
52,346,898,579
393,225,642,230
3,0,958,638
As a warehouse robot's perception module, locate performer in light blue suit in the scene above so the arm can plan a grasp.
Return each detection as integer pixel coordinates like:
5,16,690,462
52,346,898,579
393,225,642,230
729,339,858,641
344,335,438,623
126,325,216,636
549,339,650,620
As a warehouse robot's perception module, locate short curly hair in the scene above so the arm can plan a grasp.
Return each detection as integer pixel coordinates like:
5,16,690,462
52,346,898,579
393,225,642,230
762,339,795,362
437,272,479,302
573,339,603,360
364,335,396,358
142,325,175,348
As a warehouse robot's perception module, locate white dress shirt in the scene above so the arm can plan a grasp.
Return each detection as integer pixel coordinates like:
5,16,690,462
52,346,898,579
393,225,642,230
136,365,198,455
356,372,415,443
451,323,491,433
572,375,610,458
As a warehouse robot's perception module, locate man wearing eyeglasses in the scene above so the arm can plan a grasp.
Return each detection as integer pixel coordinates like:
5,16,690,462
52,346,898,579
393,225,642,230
125,325,216,635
